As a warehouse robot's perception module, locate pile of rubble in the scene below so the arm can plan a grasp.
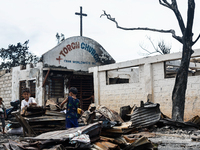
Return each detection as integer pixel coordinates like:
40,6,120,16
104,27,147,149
2,100,200,150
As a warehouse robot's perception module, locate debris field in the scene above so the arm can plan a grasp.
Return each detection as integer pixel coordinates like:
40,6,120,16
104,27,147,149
2,100,200,150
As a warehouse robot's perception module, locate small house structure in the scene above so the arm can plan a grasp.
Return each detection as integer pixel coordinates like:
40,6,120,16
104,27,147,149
3,36,115,110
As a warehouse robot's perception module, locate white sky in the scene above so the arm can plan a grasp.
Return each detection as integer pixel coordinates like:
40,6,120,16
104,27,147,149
0,0,200,63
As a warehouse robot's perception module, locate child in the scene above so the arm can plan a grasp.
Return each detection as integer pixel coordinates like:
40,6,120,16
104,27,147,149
21,88,37,110
61,87,80,128
0,97,6,134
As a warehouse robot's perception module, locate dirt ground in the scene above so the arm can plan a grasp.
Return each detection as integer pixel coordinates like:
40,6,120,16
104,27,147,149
149,126,200,150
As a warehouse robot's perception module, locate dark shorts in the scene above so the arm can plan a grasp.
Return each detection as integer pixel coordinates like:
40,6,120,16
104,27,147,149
66,118,78,128
0,114,5,128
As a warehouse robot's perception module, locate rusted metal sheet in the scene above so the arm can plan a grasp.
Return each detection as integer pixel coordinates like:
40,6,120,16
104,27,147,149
130,102,161,128
94,141,120,150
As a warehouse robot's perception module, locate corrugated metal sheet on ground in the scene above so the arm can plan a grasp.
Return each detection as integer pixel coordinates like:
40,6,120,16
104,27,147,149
25,122,102,141
130,103,161,128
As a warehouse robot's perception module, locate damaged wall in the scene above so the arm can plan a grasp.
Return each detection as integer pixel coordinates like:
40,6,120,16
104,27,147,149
12,62,43,106
89,49,200,121
0,70,12,107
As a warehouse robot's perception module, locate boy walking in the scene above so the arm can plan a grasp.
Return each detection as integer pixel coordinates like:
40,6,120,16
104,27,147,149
21,88,37,110
61,87,80,128
0,97,6,134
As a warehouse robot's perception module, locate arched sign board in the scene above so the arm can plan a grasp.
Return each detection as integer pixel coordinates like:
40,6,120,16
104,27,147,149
42,36,115,71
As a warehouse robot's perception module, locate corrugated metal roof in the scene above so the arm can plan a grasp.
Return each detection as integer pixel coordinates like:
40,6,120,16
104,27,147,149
130,103,161,128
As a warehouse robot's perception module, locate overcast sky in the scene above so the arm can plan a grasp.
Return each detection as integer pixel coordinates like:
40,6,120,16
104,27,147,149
0,0,200,62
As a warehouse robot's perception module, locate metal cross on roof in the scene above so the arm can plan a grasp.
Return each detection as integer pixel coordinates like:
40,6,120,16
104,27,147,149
75,6,87,36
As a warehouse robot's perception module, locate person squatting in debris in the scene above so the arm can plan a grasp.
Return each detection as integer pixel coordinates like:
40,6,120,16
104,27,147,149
61,87,80,128
21,88,37,110
0,97,6,134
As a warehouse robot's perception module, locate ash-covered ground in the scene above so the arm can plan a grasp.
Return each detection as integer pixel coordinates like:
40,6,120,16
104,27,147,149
149,126,200,150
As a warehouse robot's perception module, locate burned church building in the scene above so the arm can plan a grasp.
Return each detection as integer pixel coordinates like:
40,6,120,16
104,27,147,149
6,36,115,110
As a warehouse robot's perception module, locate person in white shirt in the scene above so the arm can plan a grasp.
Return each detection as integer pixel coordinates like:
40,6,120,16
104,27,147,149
21,88,37,110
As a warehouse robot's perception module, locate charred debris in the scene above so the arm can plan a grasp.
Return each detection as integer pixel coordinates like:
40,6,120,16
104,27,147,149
2,100,200,150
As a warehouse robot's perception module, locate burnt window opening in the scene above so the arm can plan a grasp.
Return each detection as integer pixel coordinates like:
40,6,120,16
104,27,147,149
29,80,36,98
19,81,26,101
109,78,129,84
106,66,139,85
19,80,36,101
20,65,26,70
30,63,34,68
164,59,200,78
49,77,64,98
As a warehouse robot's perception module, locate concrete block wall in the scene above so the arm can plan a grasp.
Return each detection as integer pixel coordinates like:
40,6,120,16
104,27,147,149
97,66,146,112
12,62,43,106
184,76,200,120
89,49,200,121
152,62,200,120
152,62,175,118
0,71,12,108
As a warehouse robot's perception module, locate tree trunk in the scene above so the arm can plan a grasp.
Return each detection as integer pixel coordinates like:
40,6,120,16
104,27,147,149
172,37,193,121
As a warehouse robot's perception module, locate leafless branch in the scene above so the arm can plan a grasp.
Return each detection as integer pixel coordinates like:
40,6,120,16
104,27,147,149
159,0,185,35
146,37,163,55
101,10,183,43
140,36,171,55
159,0,172,9
139,44,154,55
192,34,200,46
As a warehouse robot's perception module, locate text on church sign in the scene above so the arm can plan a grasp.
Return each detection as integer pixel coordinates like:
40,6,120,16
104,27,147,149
59,41,99,62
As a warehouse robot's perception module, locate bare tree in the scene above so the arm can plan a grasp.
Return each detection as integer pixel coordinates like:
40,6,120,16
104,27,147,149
101,0,200,121
140,36,171,55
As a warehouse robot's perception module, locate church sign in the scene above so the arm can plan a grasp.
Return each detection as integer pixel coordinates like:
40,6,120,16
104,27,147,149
42,36,115,71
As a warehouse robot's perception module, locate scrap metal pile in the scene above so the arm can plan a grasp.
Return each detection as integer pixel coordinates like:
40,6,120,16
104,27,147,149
3,100,200,150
